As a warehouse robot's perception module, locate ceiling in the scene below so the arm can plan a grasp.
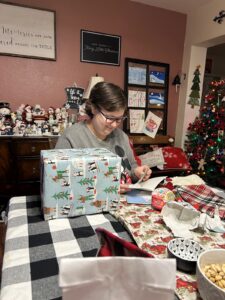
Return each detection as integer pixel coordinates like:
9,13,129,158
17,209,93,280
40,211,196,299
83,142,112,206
130,0,212,14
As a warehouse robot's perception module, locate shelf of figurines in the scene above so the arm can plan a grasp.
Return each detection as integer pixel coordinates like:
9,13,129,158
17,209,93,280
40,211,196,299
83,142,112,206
0,102,87,136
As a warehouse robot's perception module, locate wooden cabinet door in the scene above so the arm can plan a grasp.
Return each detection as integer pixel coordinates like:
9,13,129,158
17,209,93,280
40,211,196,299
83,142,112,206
0,138,13,181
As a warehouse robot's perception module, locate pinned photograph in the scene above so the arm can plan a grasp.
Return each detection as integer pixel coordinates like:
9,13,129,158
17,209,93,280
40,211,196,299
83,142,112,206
129,109,145,133
128,66,146,85
149,71,165,85
149,91,165,105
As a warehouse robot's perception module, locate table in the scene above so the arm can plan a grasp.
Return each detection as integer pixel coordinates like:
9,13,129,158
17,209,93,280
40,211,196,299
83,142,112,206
112,199,225,300
0,195,132,300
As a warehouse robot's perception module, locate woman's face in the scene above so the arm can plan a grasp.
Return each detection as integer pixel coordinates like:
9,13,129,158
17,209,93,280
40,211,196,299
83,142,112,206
91,107,126,139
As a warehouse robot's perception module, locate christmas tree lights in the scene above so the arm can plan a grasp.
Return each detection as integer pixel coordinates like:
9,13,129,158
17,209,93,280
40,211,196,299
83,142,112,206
185,79,225,186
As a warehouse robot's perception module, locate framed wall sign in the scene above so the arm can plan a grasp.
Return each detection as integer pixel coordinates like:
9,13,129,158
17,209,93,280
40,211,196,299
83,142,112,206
0,2,56,60
65,87,84,109
80,30,121,66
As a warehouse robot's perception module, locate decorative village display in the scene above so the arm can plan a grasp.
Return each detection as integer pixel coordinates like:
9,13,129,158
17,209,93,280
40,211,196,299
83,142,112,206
0,101,88,136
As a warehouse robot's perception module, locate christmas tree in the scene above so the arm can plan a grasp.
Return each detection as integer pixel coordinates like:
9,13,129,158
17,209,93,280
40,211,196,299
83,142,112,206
185,79,225,187
188,66,201,108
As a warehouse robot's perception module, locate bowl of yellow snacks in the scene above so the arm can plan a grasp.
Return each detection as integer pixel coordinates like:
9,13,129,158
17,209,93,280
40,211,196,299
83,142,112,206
197,249,225,300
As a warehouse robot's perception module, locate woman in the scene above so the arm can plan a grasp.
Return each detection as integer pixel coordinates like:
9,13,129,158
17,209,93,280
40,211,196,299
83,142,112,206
55,82,151,193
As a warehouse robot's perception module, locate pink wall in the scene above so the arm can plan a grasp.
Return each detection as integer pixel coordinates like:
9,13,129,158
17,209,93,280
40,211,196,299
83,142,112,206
0,0,186,136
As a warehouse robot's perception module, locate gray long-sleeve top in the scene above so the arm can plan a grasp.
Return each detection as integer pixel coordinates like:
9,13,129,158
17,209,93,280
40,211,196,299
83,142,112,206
55,121,138,180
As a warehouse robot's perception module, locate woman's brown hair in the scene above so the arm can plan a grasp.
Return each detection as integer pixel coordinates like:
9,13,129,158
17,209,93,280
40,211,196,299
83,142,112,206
85,82,127,118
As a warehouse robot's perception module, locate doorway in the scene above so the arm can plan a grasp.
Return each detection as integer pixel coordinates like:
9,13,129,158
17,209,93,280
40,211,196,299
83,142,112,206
202,43,225,99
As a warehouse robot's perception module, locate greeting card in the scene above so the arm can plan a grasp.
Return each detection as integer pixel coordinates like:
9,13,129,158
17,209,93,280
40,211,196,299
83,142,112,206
142,111,162,138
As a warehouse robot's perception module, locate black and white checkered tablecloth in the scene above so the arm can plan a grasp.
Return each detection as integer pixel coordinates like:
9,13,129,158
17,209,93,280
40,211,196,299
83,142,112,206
1,195,132,300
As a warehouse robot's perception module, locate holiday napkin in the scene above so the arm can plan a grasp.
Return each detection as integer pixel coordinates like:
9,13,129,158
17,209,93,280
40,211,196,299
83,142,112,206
161,201,200,238
161,201,225,239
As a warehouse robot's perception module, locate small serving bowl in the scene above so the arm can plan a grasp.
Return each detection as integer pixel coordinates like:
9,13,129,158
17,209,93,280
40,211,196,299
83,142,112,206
167,238,204,274
196,249,225,300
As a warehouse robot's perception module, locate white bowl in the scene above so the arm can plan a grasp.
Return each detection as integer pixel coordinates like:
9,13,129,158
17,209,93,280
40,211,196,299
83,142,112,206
196,249,225,300
167,238,204,274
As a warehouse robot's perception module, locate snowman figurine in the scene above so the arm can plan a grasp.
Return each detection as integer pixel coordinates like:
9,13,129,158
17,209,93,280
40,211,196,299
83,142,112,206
0,102,12,135
0,102,11,119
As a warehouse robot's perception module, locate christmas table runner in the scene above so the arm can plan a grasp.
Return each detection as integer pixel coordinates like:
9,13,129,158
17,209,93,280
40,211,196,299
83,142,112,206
111,198,225,300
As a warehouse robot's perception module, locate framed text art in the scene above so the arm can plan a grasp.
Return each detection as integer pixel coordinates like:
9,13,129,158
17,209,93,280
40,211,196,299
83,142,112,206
65,86,84,109
0,2,56,60
80,30,121,66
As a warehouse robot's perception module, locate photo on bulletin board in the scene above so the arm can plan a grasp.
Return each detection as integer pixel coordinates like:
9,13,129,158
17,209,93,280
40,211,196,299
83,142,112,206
80,30,121,66
148,91,165,106
149,70,165,85
0,2,56,60
128,87,146,108
128,63,146,85
128,109,145,133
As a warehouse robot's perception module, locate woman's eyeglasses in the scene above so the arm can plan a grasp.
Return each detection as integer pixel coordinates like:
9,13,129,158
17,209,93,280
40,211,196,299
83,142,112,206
99,110,127,124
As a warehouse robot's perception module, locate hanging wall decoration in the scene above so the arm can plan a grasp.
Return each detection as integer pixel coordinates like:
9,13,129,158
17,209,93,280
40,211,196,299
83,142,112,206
188,65,201,108
0,2,56,60
80,30,121,66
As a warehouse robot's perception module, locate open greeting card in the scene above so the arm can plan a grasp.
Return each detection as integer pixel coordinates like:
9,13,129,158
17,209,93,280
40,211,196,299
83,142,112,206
129,176,166,191
126,176,166,205
126,189,152,204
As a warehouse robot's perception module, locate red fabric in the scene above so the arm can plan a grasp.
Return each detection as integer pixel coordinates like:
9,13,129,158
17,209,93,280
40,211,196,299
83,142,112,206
120,171,132,184
162,147,192,170
96,227,154,257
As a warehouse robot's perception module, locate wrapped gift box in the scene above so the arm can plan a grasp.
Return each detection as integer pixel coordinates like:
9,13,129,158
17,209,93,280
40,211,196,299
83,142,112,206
41,148,121,220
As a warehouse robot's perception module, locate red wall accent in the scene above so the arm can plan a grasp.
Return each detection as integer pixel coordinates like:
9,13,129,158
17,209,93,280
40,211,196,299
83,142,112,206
0,0,186,136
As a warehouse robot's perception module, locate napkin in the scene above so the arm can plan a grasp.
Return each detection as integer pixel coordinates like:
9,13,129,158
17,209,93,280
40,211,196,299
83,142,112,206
161,201,200,238
171,174,205,186
162,201,225,239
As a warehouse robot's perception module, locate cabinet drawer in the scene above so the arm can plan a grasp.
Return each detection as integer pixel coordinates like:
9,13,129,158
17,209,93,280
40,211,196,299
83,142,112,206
0,138,13,180
0,183,14,196
16,158,40,181
12,140,51,156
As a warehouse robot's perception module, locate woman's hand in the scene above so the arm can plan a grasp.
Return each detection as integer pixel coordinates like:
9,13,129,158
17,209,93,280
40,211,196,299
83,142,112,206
119,183,131,194
134,165,152,182
119,166,151,194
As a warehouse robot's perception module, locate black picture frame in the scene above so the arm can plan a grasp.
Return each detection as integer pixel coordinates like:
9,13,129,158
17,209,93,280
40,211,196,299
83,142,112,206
65,87,84,109
80,30,121,66
0,2,56,60
124,58,169,135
